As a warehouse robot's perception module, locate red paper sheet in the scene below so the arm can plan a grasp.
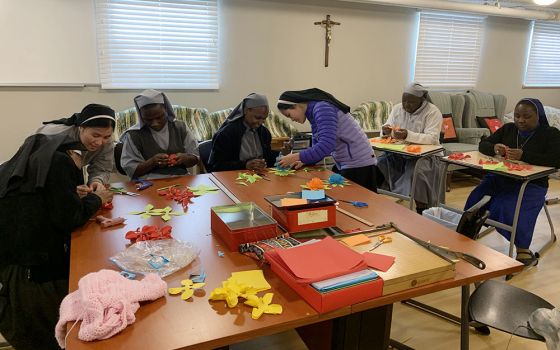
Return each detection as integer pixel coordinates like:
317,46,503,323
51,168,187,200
363,252,395,272
275,237,366,282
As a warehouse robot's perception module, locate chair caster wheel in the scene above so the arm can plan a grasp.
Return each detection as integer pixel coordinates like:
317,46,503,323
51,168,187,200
474,325,490,335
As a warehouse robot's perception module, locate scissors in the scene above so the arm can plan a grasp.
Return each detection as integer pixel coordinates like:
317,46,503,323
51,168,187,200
109,187,140,196
369,235,392,251
338,199,369,208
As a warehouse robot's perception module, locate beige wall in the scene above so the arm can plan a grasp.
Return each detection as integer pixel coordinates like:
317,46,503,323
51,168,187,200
1,0,559,161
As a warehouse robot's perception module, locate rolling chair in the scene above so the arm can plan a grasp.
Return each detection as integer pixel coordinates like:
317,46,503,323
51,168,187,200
114,142,126,176
469,279,554,342
394,197,492,349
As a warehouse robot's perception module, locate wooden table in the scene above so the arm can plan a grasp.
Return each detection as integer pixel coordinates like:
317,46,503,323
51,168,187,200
67,174,347,350
212,169,522,349
66,171,522,350
370,138,444,210
441,151,557,259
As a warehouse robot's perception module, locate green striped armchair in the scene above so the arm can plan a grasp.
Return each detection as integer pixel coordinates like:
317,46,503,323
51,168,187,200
208,108,297,138
115,106,211,141
351,101,393,132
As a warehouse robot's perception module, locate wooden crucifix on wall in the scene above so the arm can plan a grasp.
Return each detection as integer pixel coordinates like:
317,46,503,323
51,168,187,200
314,14,340,67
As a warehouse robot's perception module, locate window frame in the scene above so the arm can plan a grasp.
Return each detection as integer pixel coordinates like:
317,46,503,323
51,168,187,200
94,0,219,90
413,10,486,90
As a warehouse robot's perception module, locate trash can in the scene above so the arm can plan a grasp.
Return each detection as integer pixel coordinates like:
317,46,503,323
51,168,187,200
422,207,462,232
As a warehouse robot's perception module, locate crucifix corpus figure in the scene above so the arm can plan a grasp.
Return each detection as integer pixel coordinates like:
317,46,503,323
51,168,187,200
314,15,340,67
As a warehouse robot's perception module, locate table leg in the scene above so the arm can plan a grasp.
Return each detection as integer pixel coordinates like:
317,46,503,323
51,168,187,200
460,284,470,350
509,180,529,258
408,157,424,210
438,162,450,207
332,305,393,350
298,305,393,350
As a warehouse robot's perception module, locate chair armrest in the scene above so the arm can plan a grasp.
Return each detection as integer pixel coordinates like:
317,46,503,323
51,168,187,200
456,128,490,145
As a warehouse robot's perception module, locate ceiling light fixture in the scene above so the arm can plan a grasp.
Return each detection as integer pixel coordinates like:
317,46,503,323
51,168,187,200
533,0,557,6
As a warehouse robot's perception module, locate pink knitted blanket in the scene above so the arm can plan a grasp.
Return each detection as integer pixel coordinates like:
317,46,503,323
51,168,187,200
55,269,167,348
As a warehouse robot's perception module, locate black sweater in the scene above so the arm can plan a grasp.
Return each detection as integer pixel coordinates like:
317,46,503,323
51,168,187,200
0,151,101,281
479,123,560,187
208,119,277,172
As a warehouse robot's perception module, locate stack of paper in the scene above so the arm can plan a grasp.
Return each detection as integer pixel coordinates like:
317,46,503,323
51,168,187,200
311,269,378,292
266,236,369,284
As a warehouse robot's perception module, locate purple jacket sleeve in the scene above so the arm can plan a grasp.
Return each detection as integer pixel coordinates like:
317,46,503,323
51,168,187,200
299,102,338,165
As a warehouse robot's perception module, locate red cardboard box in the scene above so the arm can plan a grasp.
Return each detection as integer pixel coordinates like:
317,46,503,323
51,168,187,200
211,202,278,251
265,194,337,233
265,250,383,313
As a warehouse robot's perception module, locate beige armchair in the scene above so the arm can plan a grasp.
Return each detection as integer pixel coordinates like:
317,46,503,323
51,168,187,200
429,91,490,154
461,90,507,143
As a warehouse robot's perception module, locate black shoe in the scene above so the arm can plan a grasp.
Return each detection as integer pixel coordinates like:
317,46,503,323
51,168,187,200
516,251,538,267
416,207,427,215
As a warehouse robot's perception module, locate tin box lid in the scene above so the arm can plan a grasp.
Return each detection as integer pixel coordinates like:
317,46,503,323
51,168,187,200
211,202,276,230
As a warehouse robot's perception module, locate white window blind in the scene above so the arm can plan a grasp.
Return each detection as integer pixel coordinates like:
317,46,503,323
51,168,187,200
95,0,218,89
524,21,560,87
414,11,485,89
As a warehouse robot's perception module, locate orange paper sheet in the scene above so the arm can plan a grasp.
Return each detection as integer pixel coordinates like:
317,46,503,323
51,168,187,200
280,198,308,206
276,237,366,281
363,252,395,272
341,234,371,247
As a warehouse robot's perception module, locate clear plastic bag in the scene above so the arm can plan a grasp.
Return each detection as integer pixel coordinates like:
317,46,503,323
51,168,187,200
529,308,560,350
110,239,200,277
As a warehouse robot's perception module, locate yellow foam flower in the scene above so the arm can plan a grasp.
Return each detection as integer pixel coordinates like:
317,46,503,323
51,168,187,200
208,278,258,308
168,279,206,300
244,293,283,319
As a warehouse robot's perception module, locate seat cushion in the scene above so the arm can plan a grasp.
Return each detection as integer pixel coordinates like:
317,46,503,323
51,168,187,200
476,116,503,134
441,114,459,143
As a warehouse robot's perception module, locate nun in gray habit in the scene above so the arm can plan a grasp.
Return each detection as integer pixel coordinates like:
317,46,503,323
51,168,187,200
377,82,446,213
120,89,200,180
0,104,116,197
208,93,277,172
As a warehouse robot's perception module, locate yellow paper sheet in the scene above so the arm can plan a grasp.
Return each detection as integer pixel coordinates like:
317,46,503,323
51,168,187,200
482,162,508,171
341,234,372,247
280,198,308,206
231,270,271,292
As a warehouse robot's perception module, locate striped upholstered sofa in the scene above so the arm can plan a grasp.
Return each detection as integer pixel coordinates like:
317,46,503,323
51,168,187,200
115,106,297,142
350,101,393,133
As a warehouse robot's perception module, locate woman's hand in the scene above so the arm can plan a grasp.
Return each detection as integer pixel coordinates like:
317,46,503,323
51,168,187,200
93,186,114,204
149,153,170,168
506,148,523,161
89,181,105,192
381,125,392,136
494,144,508,157
175,153,198,167
277,153,300,168
292,161,304,170
393,128,408,140
76,184,92,198
246,158,267,171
